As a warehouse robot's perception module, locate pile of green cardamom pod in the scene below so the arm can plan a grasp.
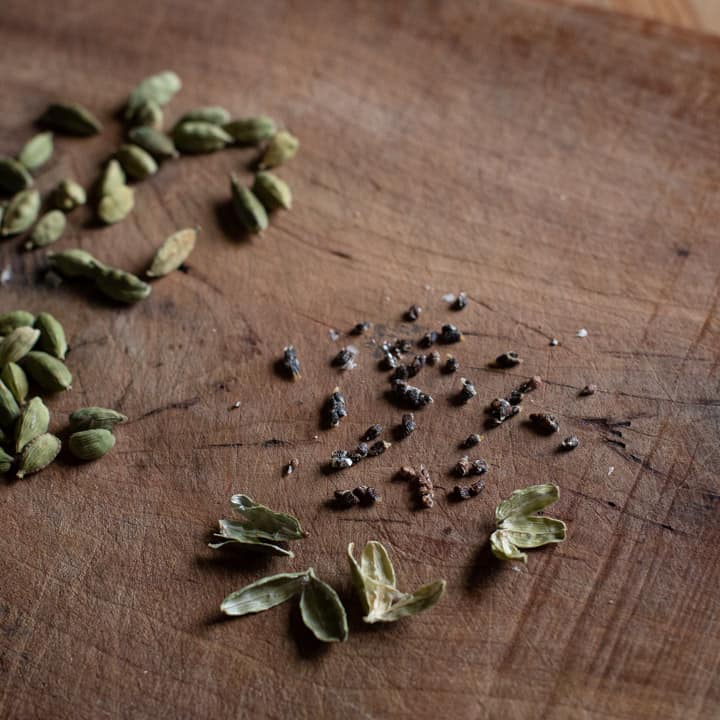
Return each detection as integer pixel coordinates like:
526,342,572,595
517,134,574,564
0,309,127,478
0,70,297,297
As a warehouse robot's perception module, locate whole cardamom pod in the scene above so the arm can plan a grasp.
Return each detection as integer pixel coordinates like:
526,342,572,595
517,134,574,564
98,185,134,224
0,311,35,335
0,379,21,428
0,326,41,367
15,396,50,453
69,407,128,432
16,432,61,478
259,130,299,169
98,159,126,196
125,71,181,119
68,428,116,461
40,103,102,136
0,362,29,404
127,126,178,160
223,117,277,145
34,312,67,360
48,248,102,279
1,189,41,237
25,210,66,250
0,447,12,474
252,171,292,211
230,175,268,234
176,106,230,126
115,144,158,180
20,351,72,393
173,121,233,153
51,179,86,212
95,267,151,303
0,157,33,194
18,132,54,171
126,99,164,130
146,227,197,277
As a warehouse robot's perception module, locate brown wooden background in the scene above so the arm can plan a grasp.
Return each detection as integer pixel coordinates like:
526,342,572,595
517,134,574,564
1,1,718,719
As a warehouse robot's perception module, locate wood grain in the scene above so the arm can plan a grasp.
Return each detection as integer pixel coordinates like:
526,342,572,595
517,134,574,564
0,1,719,719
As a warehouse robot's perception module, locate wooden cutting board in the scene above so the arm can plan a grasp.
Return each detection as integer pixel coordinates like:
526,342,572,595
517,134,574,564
1,1,718,718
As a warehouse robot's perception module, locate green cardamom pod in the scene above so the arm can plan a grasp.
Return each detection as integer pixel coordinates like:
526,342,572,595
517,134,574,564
125,71,181,120
223,117,277,145
48,248,102,278
259,130,299,169
95,267,151,303
0,362,29,404
221,572,309,616
16,432,61,478
68,407,128,432
0,157,34,194
98,185,134,225
20,351,72,393
0,311,35,335
51,179,86,212
252,171,292,211
68,428,116,461
15,396,50,453
172,121,232,153
1,189,40,237
0,326,40,367
18,132,54,171
176,106,230,126
25,210,66,250
299,570,349,642
0,447,13,474
126,99,164,130
230,175,268,234
146,227,197,277
0,379,21,428
40,103,102,136
34,312,67,360
98,159,126,196
115,144,158,180
127,126,178,160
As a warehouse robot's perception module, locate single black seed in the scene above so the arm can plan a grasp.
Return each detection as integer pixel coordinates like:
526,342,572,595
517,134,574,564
457,377,477,403
427,350,441,366
352,485,380,506
361,424,382,442
451,485,472,501
496,351,521,368
455,456,472,477
404,304,422,322
380,350,399,370
349,442,369,464
462,433,481,448
330,449,353,469
508,389,524,405
281,345,301,380
529,412,560,434
350,321,371,336
471,458,488,475
399,413,416,438
580,383,597,396
451,292,467,310
560,435,579,451
518,375,542,393
283,458,299,476
332,346,358,369
391,379,434,408
395,339,413,355
390,365,409,381
443,355,459,373
440,324,463,344
334,489,359,508
419,331,438,348
367,440,391,456
487,397,520,426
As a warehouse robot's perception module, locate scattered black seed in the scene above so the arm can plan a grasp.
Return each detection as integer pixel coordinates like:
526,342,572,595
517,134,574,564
330,449,353,469
350,442,369,463
380,349,399,370
457,377,477,403
395,339,413,355
419,331,438,348
450,292,467,311
350,321,371,336
332,345,358,370
508,389,523,405
404,304,422,322
550,338,559,347
334,489,359,508
496,351,521,368
390,365,409,381
367,440,391,456
283,458,299,476
399,413,417,438
391,379,434,408
580,383,597,396
352,485,380,506
462,433,481,448
443,355,459,373
560,435,579,451
452,477,485,501
440,324,463,344
471,458,488,475
487,397,520,426
427,350,441,366
361,424,382,442
325,387,347,428
529,412,560,434
518,375,543,393
455,456,472,477
281,345,301,381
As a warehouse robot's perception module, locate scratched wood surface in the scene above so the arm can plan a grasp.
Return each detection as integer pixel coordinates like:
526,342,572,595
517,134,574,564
0,1,718,719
